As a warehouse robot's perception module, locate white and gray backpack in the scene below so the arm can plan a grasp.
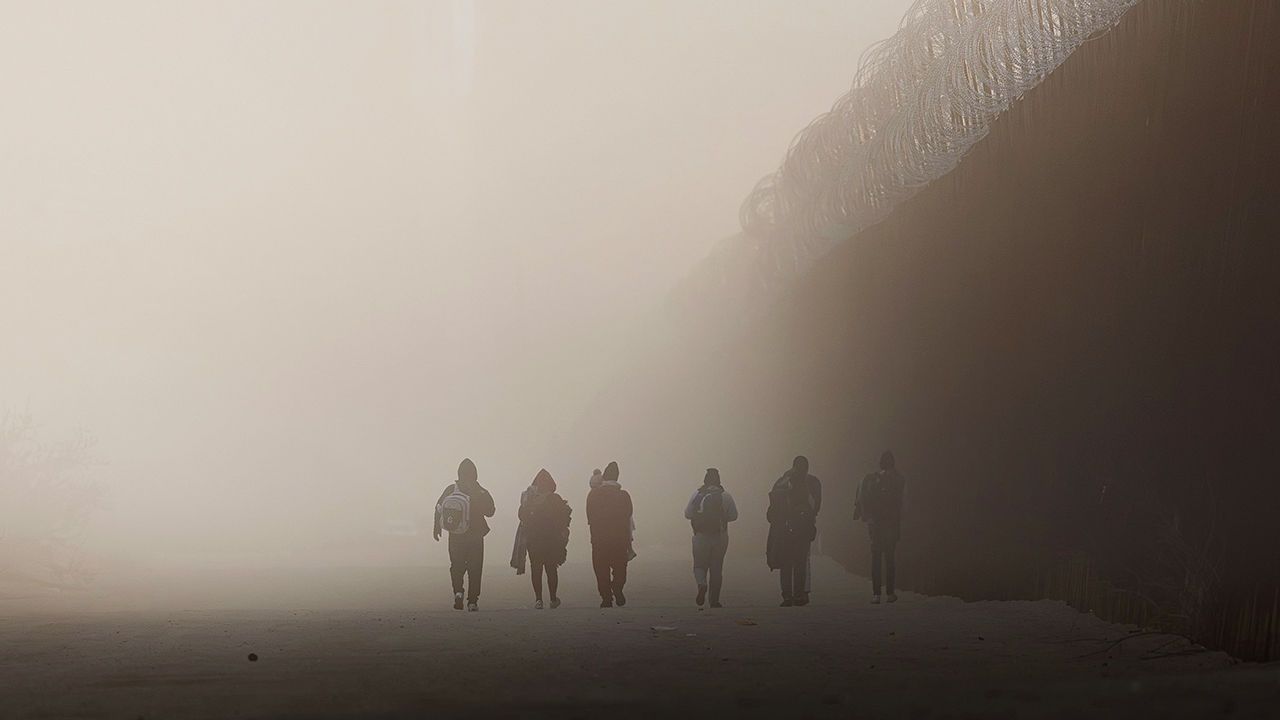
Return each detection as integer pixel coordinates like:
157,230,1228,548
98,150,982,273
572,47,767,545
438,486,472,535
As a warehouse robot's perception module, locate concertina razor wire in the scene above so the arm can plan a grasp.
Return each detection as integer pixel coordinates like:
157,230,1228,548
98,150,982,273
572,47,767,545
682,0,1142,311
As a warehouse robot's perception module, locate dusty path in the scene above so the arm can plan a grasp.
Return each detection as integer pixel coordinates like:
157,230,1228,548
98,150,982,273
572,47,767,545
1,558,1276,719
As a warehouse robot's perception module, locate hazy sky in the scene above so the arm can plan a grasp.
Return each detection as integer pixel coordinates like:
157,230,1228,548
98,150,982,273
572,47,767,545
1,0,910,565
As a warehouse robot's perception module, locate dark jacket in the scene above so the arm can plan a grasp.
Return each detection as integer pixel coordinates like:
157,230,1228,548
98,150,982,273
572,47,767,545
855,469,905,543
766,471,822,569
519,491,571,565
434,480,496,538
586,483,633,547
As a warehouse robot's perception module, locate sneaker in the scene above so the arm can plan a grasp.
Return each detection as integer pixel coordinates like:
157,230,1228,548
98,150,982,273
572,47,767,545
871,595,881,605
695,585,707,607
780,597,795,607
887,593,899,604
453,592,464,611
600,598,613,608
550,597,561,609
467,601,478,612
710,601,723,609
534,599,544,610
615,591,626,607
795,594,810,607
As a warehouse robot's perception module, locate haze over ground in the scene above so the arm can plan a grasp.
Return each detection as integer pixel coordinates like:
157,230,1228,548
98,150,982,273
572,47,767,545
6,3,1280,718
1,1,909,571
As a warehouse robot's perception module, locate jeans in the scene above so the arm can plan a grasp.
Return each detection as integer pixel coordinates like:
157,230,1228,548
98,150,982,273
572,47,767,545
692,532,729,603
871,538,897,595
448,532,485,602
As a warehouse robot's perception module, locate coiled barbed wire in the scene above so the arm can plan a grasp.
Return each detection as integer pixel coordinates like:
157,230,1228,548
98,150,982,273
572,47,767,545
723,0,1140,295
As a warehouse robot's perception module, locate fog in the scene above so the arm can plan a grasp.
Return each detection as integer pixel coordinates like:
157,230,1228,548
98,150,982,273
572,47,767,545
1,1,908,575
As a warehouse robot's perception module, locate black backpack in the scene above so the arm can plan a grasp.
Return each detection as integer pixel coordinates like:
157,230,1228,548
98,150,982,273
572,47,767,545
691,491,724,534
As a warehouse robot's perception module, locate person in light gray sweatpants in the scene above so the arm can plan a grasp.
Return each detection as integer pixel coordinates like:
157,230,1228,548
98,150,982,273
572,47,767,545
684,468,739,608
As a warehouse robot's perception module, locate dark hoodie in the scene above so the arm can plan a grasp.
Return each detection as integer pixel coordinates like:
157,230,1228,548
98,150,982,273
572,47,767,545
435,458,496,537
518,469,572,564
856,452,905,543
586,461,633,546
766,456,823,569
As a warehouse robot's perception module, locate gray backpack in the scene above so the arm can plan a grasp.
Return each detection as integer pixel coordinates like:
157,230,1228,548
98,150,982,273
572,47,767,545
691,491,724,534
438,486,472,535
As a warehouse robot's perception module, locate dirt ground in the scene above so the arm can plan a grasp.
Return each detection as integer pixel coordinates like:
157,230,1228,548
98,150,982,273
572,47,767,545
2,556,1278,719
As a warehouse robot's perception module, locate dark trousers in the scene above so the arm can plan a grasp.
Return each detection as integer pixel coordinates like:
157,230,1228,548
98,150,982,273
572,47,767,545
871,539,897,595
530,559,559,601
592,543,629,600
779,539,811,599
448,533,484,601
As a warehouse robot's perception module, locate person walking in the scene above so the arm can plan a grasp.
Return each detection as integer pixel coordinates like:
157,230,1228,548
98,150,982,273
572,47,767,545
684,468,738,608
766,455,822,607
433,458,496,611
517,469,571,609
586,461,633,607
855,450,906,604
590,465,636,562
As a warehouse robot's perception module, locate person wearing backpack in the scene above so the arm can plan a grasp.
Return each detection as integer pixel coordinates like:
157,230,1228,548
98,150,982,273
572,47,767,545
766,455,822,607
433,458,496,611
684,468,738,608
586,461,633,607
516,469,571,609
855,450,906,604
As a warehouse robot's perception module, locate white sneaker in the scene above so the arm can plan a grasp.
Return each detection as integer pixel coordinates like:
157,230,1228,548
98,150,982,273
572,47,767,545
871,595,882,605
467,601,478,612
534,599,544,610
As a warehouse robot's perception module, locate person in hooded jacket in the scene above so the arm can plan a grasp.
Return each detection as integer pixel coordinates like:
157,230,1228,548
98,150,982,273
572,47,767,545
684,468,738,608
517,469,571,609
855,450,906,604
766,455,822,607
586,461,633,607
589,465,637,559
433,458,496,611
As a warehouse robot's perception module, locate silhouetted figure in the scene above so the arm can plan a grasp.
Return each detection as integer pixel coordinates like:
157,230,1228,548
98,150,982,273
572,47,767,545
433,458,496,611
855,450,906,604
517,469,571,609
586,461,633,607
684,468,738,608
590,466,638,558
588,465,637,560
767,455,822,606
